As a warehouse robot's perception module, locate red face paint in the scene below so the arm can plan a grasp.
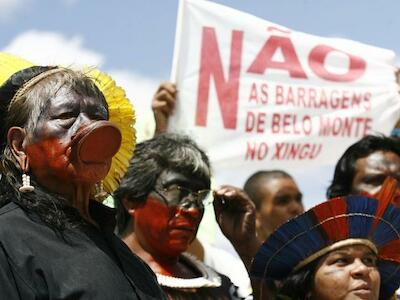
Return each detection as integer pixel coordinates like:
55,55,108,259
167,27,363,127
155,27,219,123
23,88,120,196
26,134,113,193
134,196,203,258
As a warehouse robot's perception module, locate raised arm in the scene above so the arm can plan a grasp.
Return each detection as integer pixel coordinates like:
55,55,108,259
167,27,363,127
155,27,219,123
151,81,177,135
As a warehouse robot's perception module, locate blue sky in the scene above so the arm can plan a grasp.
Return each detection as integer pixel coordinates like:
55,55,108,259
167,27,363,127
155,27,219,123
1,0,399,206
2,0,400,78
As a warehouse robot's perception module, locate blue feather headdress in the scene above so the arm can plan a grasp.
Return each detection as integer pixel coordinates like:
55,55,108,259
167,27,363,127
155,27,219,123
250,178,400,300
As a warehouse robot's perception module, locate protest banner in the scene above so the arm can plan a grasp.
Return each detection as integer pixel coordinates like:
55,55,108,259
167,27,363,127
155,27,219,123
169,0,400,196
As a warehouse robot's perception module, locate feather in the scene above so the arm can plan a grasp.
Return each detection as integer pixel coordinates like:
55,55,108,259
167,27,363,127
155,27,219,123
346,195,377,239
372,177,398,229
380,240,400,262
312,197,348,242
373,204,400,247
251,202,328,279
377,260,400,300
0,52,34,86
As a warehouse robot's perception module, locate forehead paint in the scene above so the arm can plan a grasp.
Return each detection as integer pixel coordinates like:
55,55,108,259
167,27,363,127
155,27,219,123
363,152,400,172
352,151,400,195
157,169,209,191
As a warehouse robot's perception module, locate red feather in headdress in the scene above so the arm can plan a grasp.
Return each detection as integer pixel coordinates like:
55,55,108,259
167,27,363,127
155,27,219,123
313,197,348,242
372,177,398,229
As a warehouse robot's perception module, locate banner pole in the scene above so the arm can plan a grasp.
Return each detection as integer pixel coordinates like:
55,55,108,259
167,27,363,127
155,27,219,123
170,0,186,83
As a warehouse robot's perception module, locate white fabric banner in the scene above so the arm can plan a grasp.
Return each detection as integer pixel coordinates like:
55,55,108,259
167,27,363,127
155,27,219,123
169,0,400,191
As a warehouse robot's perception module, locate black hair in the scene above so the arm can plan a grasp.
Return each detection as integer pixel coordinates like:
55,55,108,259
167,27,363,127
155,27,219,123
275,259,318,300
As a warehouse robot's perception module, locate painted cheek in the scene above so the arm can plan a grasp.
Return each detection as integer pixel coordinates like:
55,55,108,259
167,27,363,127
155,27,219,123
137,199,171,223
26,137,70,178
136,200,197,256
27,132,113,185
135,200,172,243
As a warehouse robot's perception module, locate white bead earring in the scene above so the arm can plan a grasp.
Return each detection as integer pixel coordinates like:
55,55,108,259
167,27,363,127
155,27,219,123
19,157,34,193
19,173,34,193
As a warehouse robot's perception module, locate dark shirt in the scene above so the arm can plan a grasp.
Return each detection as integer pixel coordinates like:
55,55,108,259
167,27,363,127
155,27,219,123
0,201,166,300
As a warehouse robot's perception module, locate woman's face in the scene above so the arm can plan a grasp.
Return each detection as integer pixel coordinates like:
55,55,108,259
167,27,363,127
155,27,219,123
133,170,206,258
312,244,380,300
23,87,110,196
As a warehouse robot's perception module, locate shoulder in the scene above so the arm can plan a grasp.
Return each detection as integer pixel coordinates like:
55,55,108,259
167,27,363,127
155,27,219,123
0,202,53,253
0,202,29,230
108,234,166,299
0,202,21,216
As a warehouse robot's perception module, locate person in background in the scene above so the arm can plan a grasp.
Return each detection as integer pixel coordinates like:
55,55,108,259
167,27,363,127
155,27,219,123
114,133,256,299
326,135,400,299
326,135,400,199
0,54,165,299
243,170,304,242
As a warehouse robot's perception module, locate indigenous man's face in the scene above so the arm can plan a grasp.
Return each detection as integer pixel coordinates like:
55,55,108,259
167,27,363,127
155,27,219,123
257,177,303,240
352,151,400,196
134,170,207,258
24,87,110,195
312,245,380,300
